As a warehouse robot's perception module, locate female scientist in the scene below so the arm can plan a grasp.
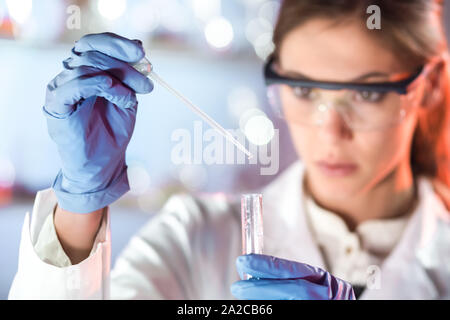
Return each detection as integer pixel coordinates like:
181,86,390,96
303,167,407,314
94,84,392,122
9,0,450,299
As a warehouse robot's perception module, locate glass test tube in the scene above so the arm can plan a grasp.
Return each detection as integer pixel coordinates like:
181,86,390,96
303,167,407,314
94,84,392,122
241,193,264,280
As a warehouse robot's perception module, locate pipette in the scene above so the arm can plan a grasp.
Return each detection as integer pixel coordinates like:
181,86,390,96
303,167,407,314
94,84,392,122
132,57,253,159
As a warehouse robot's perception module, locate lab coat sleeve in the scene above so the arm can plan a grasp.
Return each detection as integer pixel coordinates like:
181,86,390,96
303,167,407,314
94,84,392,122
9,188,240,300
32,208,72,268
32,204,107,268
8,188,111,299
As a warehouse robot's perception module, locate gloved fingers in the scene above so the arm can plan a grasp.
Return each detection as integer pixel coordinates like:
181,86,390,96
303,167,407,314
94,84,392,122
327,275,356,300
230,278,329,300
46,72,137,115
74,32,145,63
48,66,105,91
96,79,138,110
236,254,327,281
63,50,153,94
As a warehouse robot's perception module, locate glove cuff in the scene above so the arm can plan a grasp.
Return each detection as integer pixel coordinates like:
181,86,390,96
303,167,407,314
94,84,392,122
52,166,130,214
43,105,75,120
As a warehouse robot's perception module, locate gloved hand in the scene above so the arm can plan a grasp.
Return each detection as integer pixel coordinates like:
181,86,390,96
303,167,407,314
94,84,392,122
44,32,153,213
231,254,355,300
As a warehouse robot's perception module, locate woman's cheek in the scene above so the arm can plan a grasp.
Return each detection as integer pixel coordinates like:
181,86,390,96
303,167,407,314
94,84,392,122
356,133,395,180
356,126,412,184
288,125,316,163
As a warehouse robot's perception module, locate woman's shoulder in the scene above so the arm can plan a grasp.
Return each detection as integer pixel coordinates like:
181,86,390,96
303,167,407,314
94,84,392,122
416,175,450,225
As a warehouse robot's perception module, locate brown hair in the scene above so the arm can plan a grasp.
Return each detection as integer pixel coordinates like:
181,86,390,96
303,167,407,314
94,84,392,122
272,0,450,192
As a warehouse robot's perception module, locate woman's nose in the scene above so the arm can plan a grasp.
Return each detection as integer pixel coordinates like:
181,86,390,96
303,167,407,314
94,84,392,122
313,101,353,141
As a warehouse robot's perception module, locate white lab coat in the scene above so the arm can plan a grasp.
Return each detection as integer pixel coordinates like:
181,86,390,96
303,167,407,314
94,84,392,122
8,161,450,299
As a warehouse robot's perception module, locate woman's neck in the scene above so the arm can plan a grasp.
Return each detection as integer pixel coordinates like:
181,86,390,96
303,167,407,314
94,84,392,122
304,158,418,232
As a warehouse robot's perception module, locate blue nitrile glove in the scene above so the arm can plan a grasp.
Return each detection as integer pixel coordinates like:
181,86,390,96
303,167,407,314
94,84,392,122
44,32,153,213
231,254,355,300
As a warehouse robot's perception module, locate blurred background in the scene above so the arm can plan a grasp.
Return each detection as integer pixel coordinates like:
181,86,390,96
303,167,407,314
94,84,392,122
0,0,449,299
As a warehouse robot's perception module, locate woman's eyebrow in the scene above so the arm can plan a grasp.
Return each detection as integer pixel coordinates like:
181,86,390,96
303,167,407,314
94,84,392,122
281,70,390,82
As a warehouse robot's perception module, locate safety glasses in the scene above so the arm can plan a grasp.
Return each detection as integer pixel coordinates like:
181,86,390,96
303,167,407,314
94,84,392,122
264,56,424,94
263,55,426,130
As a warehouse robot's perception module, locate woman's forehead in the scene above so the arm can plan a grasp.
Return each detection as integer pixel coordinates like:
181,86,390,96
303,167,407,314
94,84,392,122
278,18,409,82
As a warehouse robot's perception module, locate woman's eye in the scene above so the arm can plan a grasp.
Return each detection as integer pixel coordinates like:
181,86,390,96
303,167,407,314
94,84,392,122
292,86,315,99
354,90,386,103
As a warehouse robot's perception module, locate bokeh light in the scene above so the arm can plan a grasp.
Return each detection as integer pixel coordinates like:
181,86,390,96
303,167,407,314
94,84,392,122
0,157,15,188
6,0,32,24
239,108,266,132
244,114,274,146
128,164,151,195
192,0,221,22
258,1,280,25
253,31,274,60
97,0,127,21
245,17,272,45
204,16,234,49
227,86,259,120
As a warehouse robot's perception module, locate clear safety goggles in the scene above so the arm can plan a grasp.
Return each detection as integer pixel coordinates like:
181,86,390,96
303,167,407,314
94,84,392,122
264,55,430,131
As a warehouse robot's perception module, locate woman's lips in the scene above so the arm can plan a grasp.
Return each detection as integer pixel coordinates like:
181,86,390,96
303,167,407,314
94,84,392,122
315,161,358,177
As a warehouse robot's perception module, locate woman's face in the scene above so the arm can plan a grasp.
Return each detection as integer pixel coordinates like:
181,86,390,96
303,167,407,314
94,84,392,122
279,18,421,199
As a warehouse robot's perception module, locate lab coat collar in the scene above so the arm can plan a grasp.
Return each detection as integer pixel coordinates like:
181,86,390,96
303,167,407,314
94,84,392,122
260,160,450,299
361,174,450,299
